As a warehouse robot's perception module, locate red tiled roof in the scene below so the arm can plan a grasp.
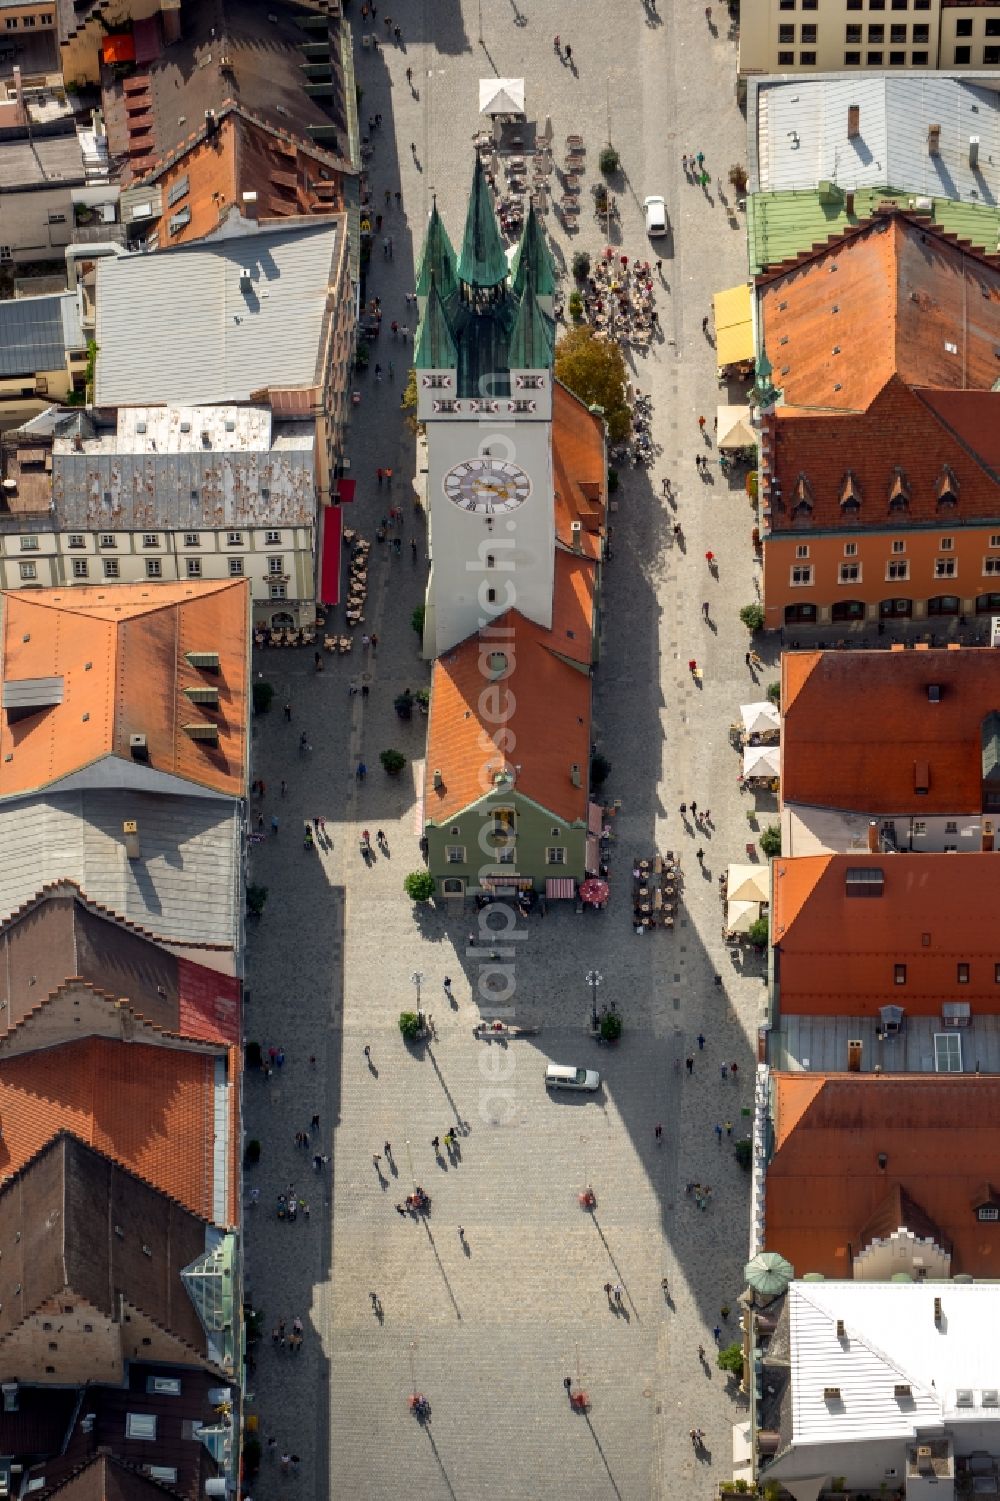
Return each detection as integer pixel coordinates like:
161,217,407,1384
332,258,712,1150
550,548,595,667
552,380,607,558
781,646,999,814
766,1073,1000,1278
425,609,592,824
0,1037,231,1222
772,852,1000,1016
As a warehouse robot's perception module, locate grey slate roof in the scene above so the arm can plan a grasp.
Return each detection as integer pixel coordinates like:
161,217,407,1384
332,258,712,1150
0,132,86,190
753,72,1000,200
94,218,341,407
0,790,240,950
0,293,84,380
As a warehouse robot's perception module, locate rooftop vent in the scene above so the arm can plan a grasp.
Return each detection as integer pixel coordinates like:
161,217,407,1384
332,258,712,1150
914,760,930,794
433,769,443,789
928,123,941,156
823,1387,841,1400
183,723,219,744
179,422,191,434
894,1384,912,1398
185,651,220,671
129,734,148,763
983,1390,999,1408
122,820,140,861
845,866,884,897
847,104,860,139
956,1389,974,1408
570,763,582,788
934,1296,943,1325
184,686,220,706
836,1319,846,1338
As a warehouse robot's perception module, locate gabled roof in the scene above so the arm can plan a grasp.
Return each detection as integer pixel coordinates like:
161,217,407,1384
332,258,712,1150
511,203,556,299
0,1133,211,1358
552,381,607,559
414,275,458,371
781,646,1000,814
772,852,1000,1016
457,156,509,289
43,1455,187,1501
763,377,1000,532
758,211,1000,412
0,581,248,800
766,1074,1000,1278
508,272,554,370
0,885,241,1046
0,1036,235,1222
0,293,84,381
425,609,591,825
415,199,459,302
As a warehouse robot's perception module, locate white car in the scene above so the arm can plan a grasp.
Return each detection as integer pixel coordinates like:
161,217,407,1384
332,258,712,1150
643,195,668,237
545,1064,601,1092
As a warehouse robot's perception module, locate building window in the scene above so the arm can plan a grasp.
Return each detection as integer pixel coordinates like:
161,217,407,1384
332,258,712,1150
991,535,1000,548
265,530,281,545
67,534,85,549
183,532,200,548
19,536,39,551
72,559,88,579
99,534,116,549
230,558,244,577
935,558,956,578
955,17,973,34
104,559,120,579
445,846,465,863
267,556,285,576
985,45,1000,62
889,49,905,61
987,17,1000,33
845,22,862,38
839,563,860,583
844,542,857,557
795,544,810,559
958,963,970,984
911,48,927,61
801,23,816,40
778,49,794,62
790,565,813,586
186,559,202,578
867,49,883,62
954,44,971,62
945,822,958,834
912,23,928,39
984,558,1000,576
844,48,861,61
142,533,159,549
146,559,162,578
227,531,243,547
868,23,884,38
995,962,1000,984
890,539,905,554
779,23,795,41
934,1032,962,1072
890,23,906,40
799,49,816,61
546,847,567,865
913,821,927,837
894,964,907,985
268,582,286,599
19,562,37,581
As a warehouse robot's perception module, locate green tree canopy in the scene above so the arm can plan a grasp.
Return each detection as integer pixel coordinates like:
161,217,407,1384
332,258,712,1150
555,327,631,444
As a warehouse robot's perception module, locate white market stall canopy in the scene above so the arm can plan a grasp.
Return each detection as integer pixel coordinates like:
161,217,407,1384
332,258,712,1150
717,405,757,451
479,78,526,116
727,864,770,904
743,743,781,779
740,701,780,735
727,898,761,934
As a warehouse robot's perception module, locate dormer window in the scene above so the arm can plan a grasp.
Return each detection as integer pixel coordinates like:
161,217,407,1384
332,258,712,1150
839,471,862,514
792,473,813,520
936,465,960,511
888,467,910,513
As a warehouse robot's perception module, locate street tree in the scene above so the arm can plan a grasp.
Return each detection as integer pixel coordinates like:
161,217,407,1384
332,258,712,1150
555,327,631,443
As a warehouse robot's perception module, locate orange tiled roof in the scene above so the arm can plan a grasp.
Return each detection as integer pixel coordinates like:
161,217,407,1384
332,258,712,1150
0,1036,230,1222
425,609,592,824
772,852,1000,1016
758,211,1000,413
550,548,595,667
765,1073,1000,1277
762,377,1000,533
781,646,999,814
552,380,607,559
0,580,248,799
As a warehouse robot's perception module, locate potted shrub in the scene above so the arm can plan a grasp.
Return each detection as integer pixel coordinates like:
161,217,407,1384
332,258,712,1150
398,1010,422,1042
590,752,611,788
252,680,274,715
745,808,758,828
380,748,407,777
728,162,748,194
717,1341,744,1379
245,1040,262,1071
759,824,781,858
242,1436,262,1477
246,884,269,918
767,681,780,706
600,1011,622,1043
747,914,769,948
404,869,435,902
411,604,425,637
739,602,765,632
413,688,430,713
568,290,584,323
244,1138,261,1167
572,250,591,281
607,468,619,495
599,145,620,175
394,689,414,720
734,1137,752,1170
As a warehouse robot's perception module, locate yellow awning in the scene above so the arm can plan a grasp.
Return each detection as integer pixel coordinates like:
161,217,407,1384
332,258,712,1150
713,283,753,367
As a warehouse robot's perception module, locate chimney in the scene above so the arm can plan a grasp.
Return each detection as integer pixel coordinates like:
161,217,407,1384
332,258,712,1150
11,67,25,128
122,820,141,860
933,1296,942,1325
916,1446,933,1476
73,434,83,452
242,191,258,221
160,0,182,46
432,769,443,789
845,190,855,215
570,520,583,553
867,820,879,854
570,763,582,788
847,105,860,139
836,1319,846,1339
129,733,148,762
928,124,941,156
969,135,980,169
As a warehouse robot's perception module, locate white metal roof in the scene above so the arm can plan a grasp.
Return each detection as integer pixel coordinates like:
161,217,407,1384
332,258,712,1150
754,73,1000,200
94,218,341,407
788,1281,1000,1447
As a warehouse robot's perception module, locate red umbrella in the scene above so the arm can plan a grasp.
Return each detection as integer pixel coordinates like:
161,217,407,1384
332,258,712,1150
580,877,610,905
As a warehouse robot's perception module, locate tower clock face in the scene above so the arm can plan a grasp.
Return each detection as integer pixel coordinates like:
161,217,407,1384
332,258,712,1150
442,458,532,514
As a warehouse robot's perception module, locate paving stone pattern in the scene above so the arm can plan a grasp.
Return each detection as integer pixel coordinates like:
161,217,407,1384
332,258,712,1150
242,2,764,1497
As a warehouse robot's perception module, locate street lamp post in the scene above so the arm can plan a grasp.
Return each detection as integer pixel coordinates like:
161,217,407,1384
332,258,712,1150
585,969,603,1031
411,970,424,1024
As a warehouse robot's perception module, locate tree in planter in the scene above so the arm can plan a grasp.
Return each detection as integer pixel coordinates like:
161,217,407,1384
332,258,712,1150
411,604,425,637
413,688,430,712
252,680,275,715
380,748,407,777
739,602,765,632
400,367,421,434
728,163,748,194
600,1010,622,1042
717,1341,744,1379
767,681,780,706
398,1010,422,1042
759,824,781,858
394,689,414,720
591,752,612,788
599,145,621,175
607,468,619,495
555,327,631,443
404,869,435,902
246,884,269,918
355,338,370,371
734,1137,753,1170
568,290,584,323
572,250,591,281
747,914,769,948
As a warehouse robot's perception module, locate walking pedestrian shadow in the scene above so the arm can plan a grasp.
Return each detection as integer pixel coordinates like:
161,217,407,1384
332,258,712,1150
374,1161,388,1190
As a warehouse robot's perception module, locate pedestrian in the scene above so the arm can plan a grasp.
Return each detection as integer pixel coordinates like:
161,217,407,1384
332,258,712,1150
271,815,279,835
682,152,688,172
702,600,710,619
686,1055,694,1074
698,414,706,431
690,799,698,816
363,1044,371,1060
604,1281,613,1298
406,65,412,82
746,651,752,667
370,1290,379,1309
371,632,379,652
394,23,401,41
396,1203,406,1217
713,1324,722,1342
384,1140,392,1158
563,1375,572,1390
702,315,709,334
714,1123,723,1142
679,802,687,816
372,1153,381,1169
696,151,705,168
411,538,418,560
704,809,711,823
655,1123,662,1140
443,976,453,996
720,1062,728,1079
565,43,572,61
613,1283,622,1303
458,1225,465,1241
432,1135,440,1151
257,813,264,832
696,847,704,862
725,1120,733,1137
730,1061,739,1079
283,700,292,721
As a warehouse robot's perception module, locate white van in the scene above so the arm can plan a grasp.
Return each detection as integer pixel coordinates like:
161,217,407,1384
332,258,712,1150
545,1064,601,1092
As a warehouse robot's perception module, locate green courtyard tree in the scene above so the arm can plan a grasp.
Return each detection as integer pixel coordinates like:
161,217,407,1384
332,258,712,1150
717,1341,744,1379
555,327,631,444
404,870,435,902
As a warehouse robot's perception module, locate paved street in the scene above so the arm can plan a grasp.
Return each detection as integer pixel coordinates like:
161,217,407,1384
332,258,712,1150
242,1,767,1496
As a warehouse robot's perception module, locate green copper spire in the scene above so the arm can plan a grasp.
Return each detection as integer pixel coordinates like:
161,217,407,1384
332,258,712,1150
414,274,458,371
511,204,556,300
751,343,781,408
415,198,458,303
508,270,553,370
457,157,509,290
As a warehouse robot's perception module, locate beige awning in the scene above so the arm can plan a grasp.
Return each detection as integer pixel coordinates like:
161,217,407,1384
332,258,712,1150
479,78,525,115
713,283,753,367
743,743,780,779
740,701,780,735
727,864,770,903
727,898,761,934
717,405,757,450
